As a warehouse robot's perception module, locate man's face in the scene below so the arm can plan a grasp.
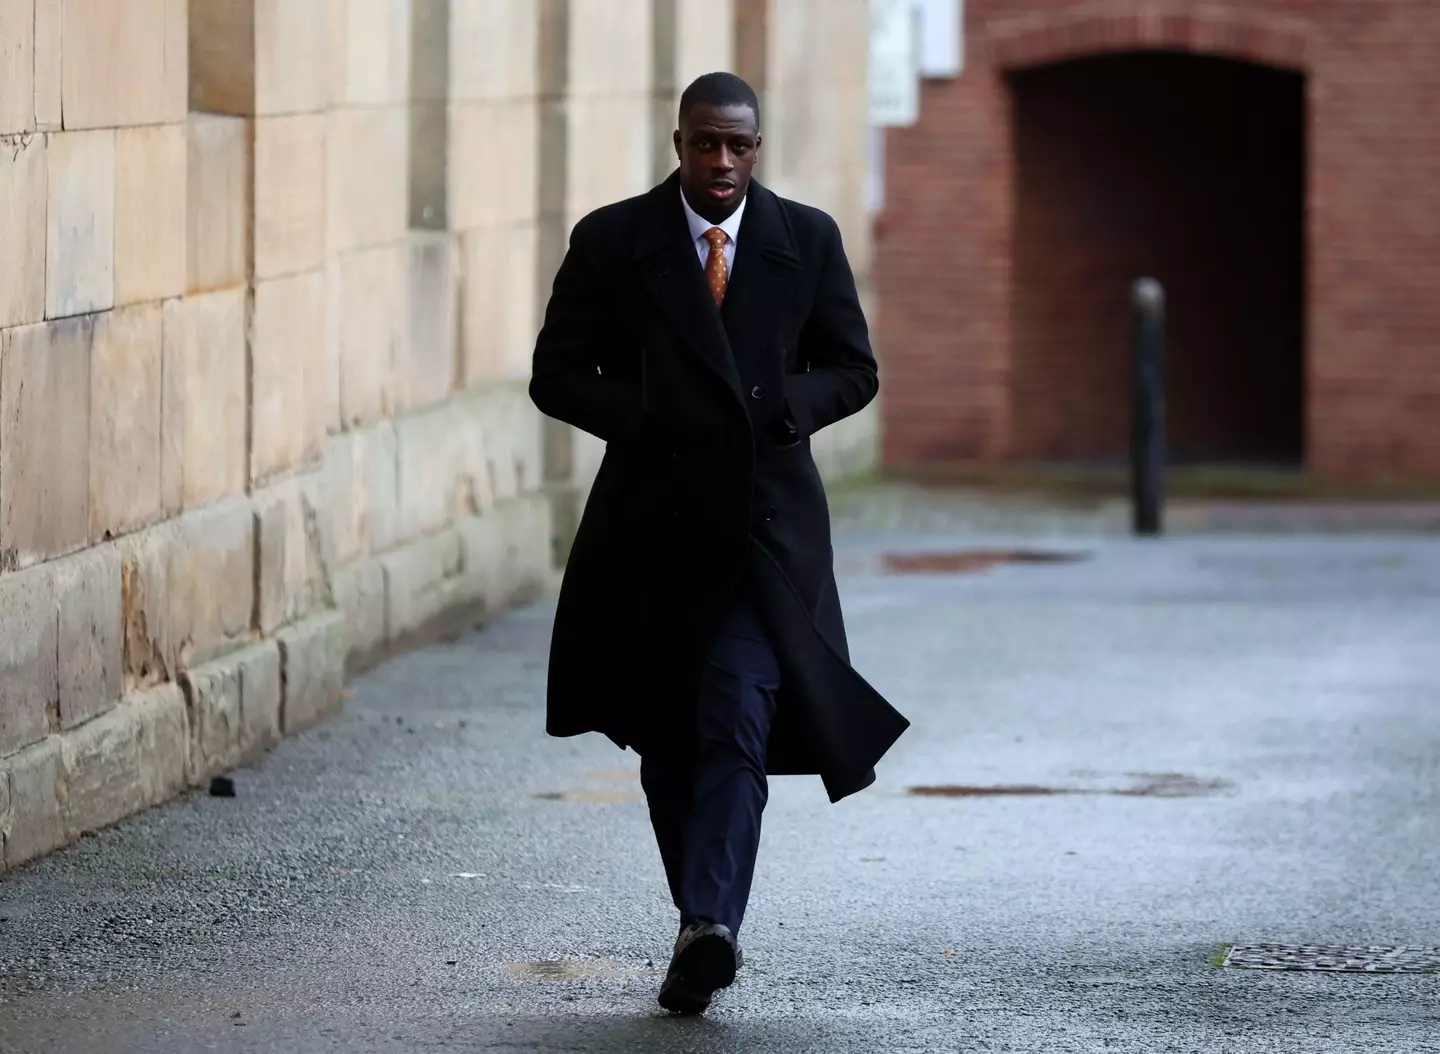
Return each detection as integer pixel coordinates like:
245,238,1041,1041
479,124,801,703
674,102,761,223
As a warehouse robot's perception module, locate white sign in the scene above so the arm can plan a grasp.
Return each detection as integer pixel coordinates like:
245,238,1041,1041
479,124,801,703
917,0,963,78
870,0,920,127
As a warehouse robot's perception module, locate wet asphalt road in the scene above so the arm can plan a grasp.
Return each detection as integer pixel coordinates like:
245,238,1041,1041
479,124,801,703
2,529,1439,1053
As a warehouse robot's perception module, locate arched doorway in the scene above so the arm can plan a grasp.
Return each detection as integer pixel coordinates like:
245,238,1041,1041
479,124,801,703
1007,52,1306,468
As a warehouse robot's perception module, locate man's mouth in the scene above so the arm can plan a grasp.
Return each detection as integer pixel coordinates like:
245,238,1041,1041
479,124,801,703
707,180,737,200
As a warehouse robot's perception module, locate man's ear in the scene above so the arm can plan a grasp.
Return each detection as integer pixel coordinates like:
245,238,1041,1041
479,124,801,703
673,128,682,161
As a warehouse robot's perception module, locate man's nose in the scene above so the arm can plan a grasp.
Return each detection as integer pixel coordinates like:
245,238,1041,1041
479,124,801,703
714,148,735,171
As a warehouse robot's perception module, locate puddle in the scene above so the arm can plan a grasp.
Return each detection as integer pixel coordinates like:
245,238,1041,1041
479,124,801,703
882,549,1089,575
507,959,654,982
908,772,1231,799
533,789,643,804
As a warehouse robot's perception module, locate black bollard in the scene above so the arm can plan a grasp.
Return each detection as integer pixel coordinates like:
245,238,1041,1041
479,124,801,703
1130,278,1166,536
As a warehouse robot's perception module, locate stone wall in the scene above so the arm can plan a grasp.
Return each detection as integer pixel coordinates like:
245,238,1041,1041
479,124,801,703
0,0,877,875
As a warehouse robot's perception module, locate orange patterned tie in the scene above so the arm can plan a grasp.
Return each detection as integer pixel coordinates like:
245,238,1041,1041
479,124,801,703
703,227,728,307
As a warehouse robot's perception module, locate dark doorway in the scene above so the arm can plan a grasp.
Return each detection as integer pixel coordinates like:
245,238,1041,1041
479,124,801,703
1008,53,1306,467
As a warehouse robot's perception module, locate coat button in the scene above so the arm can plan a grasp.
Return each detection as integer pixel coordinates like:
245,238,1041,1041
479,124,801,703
750,384,765,399
764,506,776,522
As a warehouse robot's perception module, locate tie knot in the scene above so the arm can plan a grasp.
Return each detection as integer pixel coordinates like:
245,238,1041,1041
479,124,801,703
703,227,727,248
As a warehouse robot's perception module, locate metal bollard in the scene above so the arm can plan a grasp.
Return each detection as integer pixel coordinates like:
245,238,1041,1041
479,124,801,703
1130,278,1166,536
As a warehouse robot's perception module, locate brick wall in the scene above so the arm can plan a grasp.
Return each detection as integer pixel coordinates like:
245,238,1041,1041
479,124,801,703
877,0,1440,482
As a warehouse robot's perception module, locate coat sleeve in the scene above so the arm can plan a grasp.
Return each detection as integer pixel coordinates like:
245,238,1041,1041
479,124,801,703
529,219,645,444
785,216,880,440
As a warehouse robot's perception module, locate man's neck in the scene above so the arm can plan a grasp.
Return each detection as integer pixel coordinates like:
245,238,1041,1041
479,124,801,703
681,186,743,227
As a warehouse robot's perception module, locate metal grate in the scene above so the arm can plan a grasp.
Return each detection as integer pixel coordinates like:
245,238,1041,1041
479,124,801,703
1223,943,1440,973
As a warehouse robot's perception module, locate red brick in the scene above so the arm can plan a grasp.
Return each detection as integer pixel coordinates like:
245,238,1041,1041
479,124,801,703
879,0,1440,481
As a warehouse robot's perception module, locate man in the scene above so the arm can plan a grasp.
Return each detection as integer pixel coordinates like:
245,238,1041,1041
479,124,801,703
530,72,909,1015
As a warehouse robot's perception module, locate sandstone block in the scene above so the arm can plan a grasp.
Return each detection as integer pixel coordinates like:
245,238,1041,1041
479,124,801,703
180,654,242,779
449,0,538,102
254,473,334,634
403,233,459,410
2,737,64,869
326,424,399,564
187,115,250,294
277,612,346,735
449,99,538,229
115,124,187,306
675,0,736,88
0,565,58,757
568,0,651,96
119,525,173,691
256,0,330,115
330,244,406,428
0,317,92,567
395,404,462,540
460,223,537,386
474,383,543,502
0,0,34,135
381,529,466,640
169,498,256,671
565,94,651,221
326,106,407,253
160,291,249,512
237,641,283,752
33,0,60,129
330,0,412,107
62,0,186,129
254,114,326,279
45,129,115,319
0,132,47,328
252,271,326,481
334,558,387,667
53,545,123,731
456,492,551,616
90,304,164,539
60,684,188,837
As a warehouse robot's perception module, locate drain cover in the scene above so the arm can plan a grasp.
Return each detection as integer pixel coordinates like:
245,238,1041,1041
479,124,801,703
1223,944,1440,973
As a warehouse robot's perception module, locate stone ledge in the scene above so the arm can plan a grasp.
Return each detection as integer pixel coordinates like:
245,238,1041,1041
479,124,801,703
1,489,549,877
344,491,552,676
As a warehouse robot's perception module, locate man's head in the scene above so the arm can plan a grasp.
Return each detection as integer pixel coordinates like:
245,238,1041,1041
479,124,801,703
674,72,761,224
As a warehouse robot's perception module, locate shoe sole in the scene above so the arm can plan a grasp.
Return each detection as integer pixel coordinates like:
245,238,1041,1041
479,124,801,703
657,933,738,1014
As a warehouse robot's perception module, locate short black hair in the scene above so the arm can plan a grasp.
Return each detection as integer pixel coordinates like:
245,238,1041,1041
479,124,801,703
678,72,760,127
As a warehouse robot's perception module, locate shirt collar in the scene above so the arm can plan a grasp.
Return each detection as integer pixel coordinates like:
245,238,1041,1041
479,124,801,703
680,185,747,247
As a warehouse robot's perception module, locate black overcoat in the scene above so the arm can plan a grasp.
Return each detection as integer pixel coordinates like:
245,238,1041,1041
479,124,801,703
530,172,909,802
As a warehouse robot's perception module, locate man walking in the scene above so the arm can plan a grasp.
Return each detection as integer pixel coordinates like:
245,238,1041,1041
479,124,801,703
530,72,909,1015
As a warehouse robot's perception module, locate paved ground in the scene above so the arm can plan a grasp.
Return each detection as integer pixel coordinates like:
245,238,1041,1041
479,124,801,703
2,525,1439,1052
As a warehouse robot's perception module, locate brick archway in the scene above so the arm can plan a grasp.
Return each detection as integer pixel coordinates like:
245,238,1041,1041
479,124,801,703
984,4,1314,74
990,6,1317,469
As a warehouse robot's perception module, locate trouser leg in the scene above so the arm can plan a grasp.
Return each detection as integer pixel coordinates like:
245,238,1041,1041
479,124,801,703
677,603,780,935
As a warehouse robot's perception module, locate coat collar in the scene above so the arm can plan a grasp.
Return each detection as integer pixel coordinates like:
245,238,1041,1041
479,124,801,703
634,172,801,401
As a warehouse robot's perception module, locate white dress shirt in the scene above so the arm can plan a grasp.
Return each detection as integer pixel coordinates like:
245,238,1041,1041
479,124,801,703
680,187,746,277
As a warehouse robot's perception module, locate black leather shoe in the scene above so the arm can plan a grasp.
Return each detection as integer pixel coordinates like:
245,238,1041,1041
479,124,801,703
657,921,739,1015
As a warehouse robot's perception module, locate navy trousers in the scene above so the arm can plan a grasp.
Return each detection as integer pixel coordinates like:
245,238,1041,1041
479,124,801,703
640,601,780,936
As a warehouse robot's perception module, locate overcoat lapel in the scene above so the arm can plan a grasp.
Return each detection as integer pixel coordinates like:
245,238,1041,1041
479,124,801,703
633,175,742,401
720,183,802,352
